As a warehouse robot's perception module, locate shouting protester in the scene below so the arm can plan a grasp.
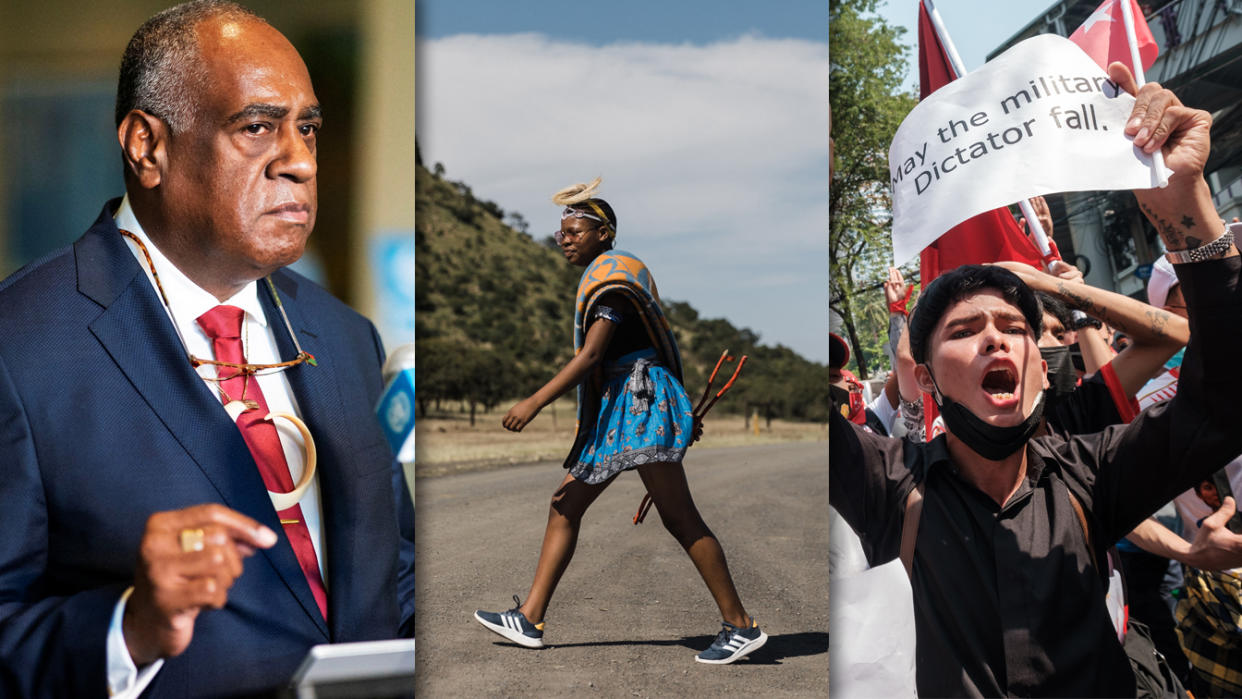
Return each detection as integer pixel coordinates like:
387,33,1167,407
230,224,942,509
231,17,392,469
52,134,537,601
831,63,1242,696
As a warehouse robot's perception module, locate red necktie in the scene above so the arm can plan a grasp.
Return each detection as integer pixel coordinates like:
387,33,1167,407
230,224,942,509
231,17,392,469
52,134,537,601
197,305,328,621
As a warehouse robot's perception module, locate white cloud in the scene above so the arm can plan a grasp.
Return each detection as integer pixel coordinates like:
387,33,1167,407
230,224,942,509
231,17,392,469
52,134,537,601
417,33,829,361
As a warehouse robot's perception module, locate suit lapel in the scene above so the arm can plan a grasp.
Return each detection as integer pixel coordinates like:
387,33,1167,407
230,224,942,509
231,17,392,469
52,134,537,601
78,214,329,639
262,273,362,640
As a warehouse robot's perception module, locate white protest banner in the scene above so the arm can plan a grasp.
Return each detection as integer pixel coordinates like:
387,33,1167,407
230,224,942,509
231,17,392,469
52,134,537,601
889,33,1172,266
830,558,917,698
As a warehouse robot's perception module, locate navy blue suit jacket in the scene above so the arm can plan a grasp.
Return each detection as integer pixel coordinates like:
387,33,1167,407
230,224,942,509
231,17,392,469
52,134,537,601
0,202,416,697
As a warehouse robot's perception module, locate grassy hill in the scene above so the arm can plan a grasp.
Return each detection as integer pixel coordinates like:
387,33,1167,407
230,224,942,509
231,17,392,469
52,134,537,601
415,159,830,423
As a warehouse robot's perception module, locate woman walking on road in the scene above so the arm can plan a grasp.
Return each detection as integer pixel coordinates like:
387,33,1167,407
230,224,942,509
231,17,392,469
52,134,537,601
473,177,765,665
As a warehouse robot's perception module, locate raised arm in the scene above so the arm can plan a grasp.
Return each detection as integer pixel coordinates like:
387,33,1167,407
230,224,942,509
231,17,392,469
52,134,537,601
883,267,922,406
1118,68,1226,260
994,260,1187,396
1080,65,1242,543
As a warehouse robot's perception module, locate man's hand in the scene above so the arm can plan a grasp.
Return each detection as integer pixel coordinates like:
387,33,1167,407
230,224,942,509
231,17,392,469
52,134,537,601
994,254,1083,288
1187,496,1242,571
1110,62,1222,256
1045,259,1084,285
1111,63,1211,178
691,415,704,444
883,267,914,314
991,260,1056,292
124,504,277,666
1018,194,1054,240
502,397,541,432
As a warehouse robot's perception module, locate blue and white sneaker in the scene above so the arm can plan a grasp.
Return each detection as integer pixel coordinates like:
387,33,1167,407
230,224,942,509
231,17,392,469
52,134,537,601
695,618,767,664
474,595,545,648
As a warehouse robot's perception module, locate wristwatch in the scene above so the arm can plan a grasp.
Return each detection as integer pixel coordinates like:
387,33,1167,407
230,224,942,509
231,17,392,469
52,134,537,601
1165,227,1235,264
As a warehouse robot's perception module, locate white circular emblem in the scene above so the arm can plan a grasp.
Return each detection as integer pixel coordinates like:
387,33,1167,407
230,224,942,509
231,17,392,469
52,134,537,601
386,392,412,434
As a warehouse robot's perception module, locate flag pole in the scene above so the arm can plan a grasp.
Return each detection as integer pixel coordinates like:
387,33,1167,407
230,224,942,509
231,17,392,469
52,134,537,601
923,0,1057,261
1118,0,1169,188
923,0,966,79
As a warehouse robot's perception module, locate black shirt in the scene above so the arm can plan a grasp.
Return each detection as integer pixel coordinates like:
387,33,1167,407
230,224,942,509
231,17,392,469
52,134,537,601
1046,369,1126,439
830,256,1242,697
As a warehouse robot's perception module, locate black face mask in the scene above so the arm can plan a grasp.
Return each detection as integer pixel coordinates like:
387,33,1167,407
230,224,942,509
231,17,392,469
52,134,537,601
1039,346,1078,409
1067,342,1085,372
930,375,1045,461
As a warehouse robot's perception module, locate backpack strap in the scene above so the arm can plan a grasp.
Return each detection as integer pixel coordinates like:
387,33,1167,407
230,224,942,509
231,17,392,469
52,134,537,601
1064,485,1099,573
899,482,926,578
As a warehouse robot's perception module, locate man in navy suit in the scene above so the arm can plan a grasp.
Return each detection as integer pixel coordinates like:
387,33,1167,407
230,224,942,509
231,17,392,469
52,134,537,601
0,2,415,696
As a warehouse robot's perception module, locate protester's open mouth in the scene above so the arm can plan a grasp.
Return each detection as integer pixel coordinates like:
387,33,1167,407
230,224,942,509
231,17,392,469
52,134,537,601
981,363,1019,405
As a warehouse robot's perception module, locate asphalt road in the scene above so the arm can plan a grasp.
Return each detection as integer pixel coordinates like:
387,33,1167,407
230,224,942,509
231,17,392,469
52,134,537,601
414,442,829,697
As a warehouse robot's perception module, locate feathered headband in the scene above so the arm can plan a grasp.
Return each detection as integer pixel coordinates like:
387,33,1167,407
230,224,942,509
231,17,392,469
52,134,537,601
553,177,614,238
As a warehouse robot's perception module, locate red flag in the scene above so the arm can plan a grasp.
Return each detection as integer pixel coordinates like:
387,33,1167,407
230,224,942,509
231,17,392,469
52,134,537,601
1068,0,1158,74
915,0,1046,290
917,0,955,101
915,0,1048,433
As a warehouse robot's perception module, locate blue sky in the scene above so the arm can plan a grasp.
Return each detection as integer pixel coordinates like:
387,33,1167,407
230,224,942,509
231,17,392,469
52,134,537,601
417,1,827,44
418,2,829,362
874,1,1054,90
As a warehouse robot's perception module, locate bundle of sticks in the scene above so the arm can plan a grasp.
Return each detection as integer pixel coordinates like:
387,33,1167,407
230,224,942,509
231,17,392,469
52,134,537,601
632,349,748,524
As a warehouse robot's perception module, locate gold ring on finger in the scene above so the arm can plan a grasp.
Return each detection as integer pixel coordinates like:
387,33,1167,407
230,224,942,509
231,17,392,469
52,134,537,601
179,527,206,553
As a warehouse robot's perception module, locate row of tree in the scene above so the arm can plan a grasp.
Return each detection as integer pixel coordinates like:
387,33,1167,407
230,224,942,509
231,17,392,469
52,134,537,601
830,0,917,379
415,157,833,424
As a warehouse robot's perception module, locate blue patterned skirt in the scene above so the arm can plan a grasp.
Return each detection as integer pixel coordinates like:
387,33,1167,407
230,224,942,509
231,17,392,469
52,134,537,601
568,349,694,485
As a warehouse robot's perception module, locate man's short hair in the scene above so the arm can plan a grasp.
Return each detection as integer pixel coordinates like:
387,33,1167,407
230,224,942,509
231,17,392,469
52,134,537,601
908,265,1043,364
1036,291,1074,334
115,0,264,134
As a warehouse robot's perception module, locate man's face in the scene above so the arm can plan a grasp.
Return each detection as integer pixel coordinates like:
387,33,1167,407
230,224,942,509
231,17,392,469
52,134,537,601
159,16,321,286
1037,311,1071,347
916,289,1048,428
1196,481,1222,510
1164,284,1188,319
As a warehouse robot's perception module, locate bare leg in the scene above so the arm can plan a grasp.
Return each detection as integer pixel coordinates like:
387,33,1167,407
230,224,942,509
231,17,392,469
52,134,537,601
519,472,613,623
637,461,750,628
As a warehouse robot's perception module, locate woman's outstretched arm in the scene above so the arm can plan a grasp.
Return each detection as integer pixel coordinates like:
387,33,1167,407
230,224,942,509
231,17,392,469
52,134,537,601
503,315,617,432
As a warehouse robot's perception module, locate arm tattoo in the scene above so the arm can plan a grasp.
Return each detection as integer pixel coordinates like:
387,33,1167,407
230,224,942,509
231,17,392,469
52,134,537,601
1056,281,1108,322
1144,309,1169,338
1140,201,1189,250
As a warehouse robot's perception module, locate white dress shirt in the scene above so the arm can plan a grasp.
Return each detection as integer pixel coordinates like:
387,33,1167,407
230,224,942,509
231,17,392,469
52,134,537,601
106,196,326,697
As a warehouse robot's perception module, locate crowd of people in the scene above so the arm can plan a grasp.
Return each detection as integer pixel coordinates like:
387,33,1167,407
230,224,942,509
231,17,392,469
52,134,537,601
831,63,1242,697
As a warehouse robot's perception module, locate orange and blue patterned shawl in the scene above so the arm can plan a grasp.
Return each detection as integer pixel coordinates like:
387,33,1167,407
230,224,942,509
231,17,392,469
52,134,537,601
572,250,683,424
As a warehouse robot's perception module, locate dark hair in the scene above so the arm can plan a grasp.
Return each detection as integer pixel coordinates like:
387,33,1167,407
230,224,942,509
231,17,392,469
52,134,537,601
569,198,617,249
829,332,849,369
1035,292,1074,336
116,0,264,134
1033,291,1073,332
908,265,1043,364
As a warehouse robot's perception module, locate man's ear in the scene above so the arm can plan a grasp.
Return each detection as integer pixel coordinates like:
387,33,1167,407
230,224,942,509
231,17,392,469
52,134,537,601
118,110,169,190
1041,358,1049,390
914,362,936,395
